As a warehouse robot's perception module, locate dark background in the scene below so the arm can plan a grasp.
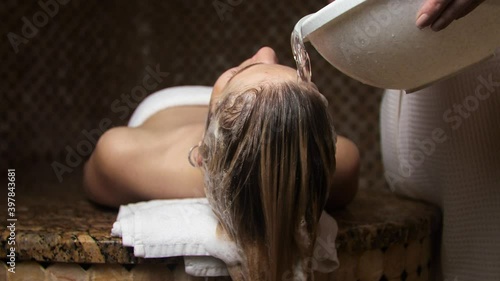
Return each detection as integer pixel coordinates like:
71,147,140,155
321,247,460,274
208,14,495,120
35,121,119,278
1,0,385,190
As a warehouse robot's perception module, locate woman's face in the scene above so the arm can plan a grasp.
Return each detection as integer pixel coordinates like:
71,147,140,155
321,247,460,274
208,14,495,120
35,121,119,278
210,47,297,111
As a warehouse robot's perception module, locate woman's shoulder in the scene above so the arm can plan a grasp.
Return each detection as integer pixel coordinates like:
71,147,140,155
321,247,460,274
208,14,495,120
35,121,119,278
84,124,206,207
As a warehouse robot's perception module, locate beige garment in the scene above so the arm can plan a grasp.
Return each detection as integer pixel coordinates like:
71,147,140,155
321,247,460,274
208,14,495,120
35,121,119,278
381,54,500,281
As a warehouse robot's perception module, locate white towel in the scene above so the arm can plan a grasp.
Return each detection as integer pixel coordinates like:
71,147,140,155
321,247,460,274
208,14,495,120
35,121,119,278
127,86,212,127
111,198,339,277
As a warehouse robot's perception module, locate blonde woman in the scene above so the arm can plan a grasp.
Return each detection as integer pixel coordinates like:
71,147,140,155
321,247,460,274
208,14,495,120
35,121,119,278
84,47,360,280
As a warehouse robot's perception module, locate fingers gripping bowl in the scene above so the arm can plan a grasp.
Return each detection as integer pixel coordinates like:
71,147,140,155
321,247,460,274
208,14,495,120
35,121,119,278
295,0,500,92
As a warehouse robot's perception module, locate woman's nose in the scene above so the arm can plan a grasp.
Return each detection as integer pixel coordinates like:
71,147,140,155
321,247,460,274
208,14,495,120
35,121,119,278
253,47,279,64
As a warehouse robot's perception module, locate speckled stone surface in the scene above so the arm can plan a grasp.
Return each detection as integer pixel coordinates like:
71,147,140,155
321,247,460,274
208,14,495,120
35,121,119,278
0,165,441,264
334,189,441,253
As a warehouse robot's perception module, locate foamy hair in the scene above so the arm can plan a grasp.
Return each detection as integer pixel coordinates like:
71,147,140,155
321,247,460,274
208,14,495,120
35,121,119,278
202,89,258,235
200,81,336,281
211,119,220,140
206,225,243,266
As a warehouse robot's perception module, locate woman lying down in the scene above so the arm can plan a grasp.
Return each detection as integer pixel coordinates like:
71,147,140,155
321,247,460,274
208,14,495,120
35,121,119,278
83,47,360,280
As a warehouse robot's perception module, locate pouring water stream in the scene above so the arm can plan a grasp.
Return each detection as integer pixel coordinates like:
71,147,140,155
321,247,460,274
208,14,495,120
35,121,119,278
291,18,312,84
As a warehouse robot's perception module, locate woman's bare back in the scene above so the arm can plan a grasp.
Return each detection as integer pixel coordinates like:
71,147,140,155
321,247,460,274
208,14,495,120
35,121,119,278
83,106,209,206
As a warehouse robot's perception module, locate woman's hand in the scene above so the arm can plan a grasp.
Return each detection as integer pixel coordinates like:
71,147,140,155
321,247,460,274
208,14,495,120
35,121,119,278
416,0,485,31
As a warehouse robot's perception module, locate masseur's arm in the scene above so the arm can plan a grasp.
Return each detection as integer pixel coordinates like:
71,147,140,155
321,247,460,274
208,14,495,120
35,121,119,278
325,136,360,212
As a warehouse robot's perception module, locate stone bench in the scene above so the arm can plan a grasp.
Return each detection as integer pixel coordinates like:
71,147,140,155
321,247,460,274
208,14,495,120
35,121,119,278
0,168,441,281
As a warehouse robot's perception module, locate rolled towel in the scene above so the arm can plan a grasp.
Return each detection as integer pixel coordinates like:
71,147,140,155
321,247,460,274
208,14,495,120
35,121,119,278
111,198,339,277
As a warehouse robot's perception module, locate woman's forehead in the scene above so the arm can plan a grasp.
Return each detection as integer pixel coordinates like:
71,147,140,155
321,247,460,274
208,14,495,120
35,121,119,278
225,64,296,91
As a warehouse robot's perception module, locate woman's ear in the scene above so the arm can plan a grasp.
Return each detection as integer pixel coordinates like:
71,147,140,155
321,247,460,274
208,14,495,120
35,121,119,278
196,141,203,167
196,154,203,167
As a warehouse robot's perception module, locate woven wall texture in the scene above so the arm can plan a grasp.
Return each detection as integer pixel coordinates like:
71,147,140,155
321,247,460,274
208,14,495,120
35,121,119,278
1,0,385,189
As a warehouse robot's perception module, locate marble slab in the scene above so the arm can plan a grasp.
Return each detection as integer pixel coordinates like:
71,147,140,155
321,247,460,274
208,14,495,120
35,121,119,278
0,166,441,264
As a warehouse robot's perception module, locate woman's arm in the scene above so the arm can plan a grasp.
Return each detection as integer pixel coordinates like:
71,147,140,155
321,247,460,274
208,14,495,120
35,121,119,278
325,136,360,212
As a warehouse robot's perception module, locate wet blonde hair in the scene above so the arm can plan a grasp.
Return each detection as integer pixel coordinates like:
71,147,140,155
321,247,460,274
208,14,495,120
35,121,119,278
200,81,336,281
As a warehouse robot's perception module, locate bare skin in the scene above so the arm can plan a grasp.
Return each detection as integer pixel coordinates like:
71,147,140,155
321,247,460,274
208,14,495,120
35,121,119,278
83,47,359,210
416,0,485,31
